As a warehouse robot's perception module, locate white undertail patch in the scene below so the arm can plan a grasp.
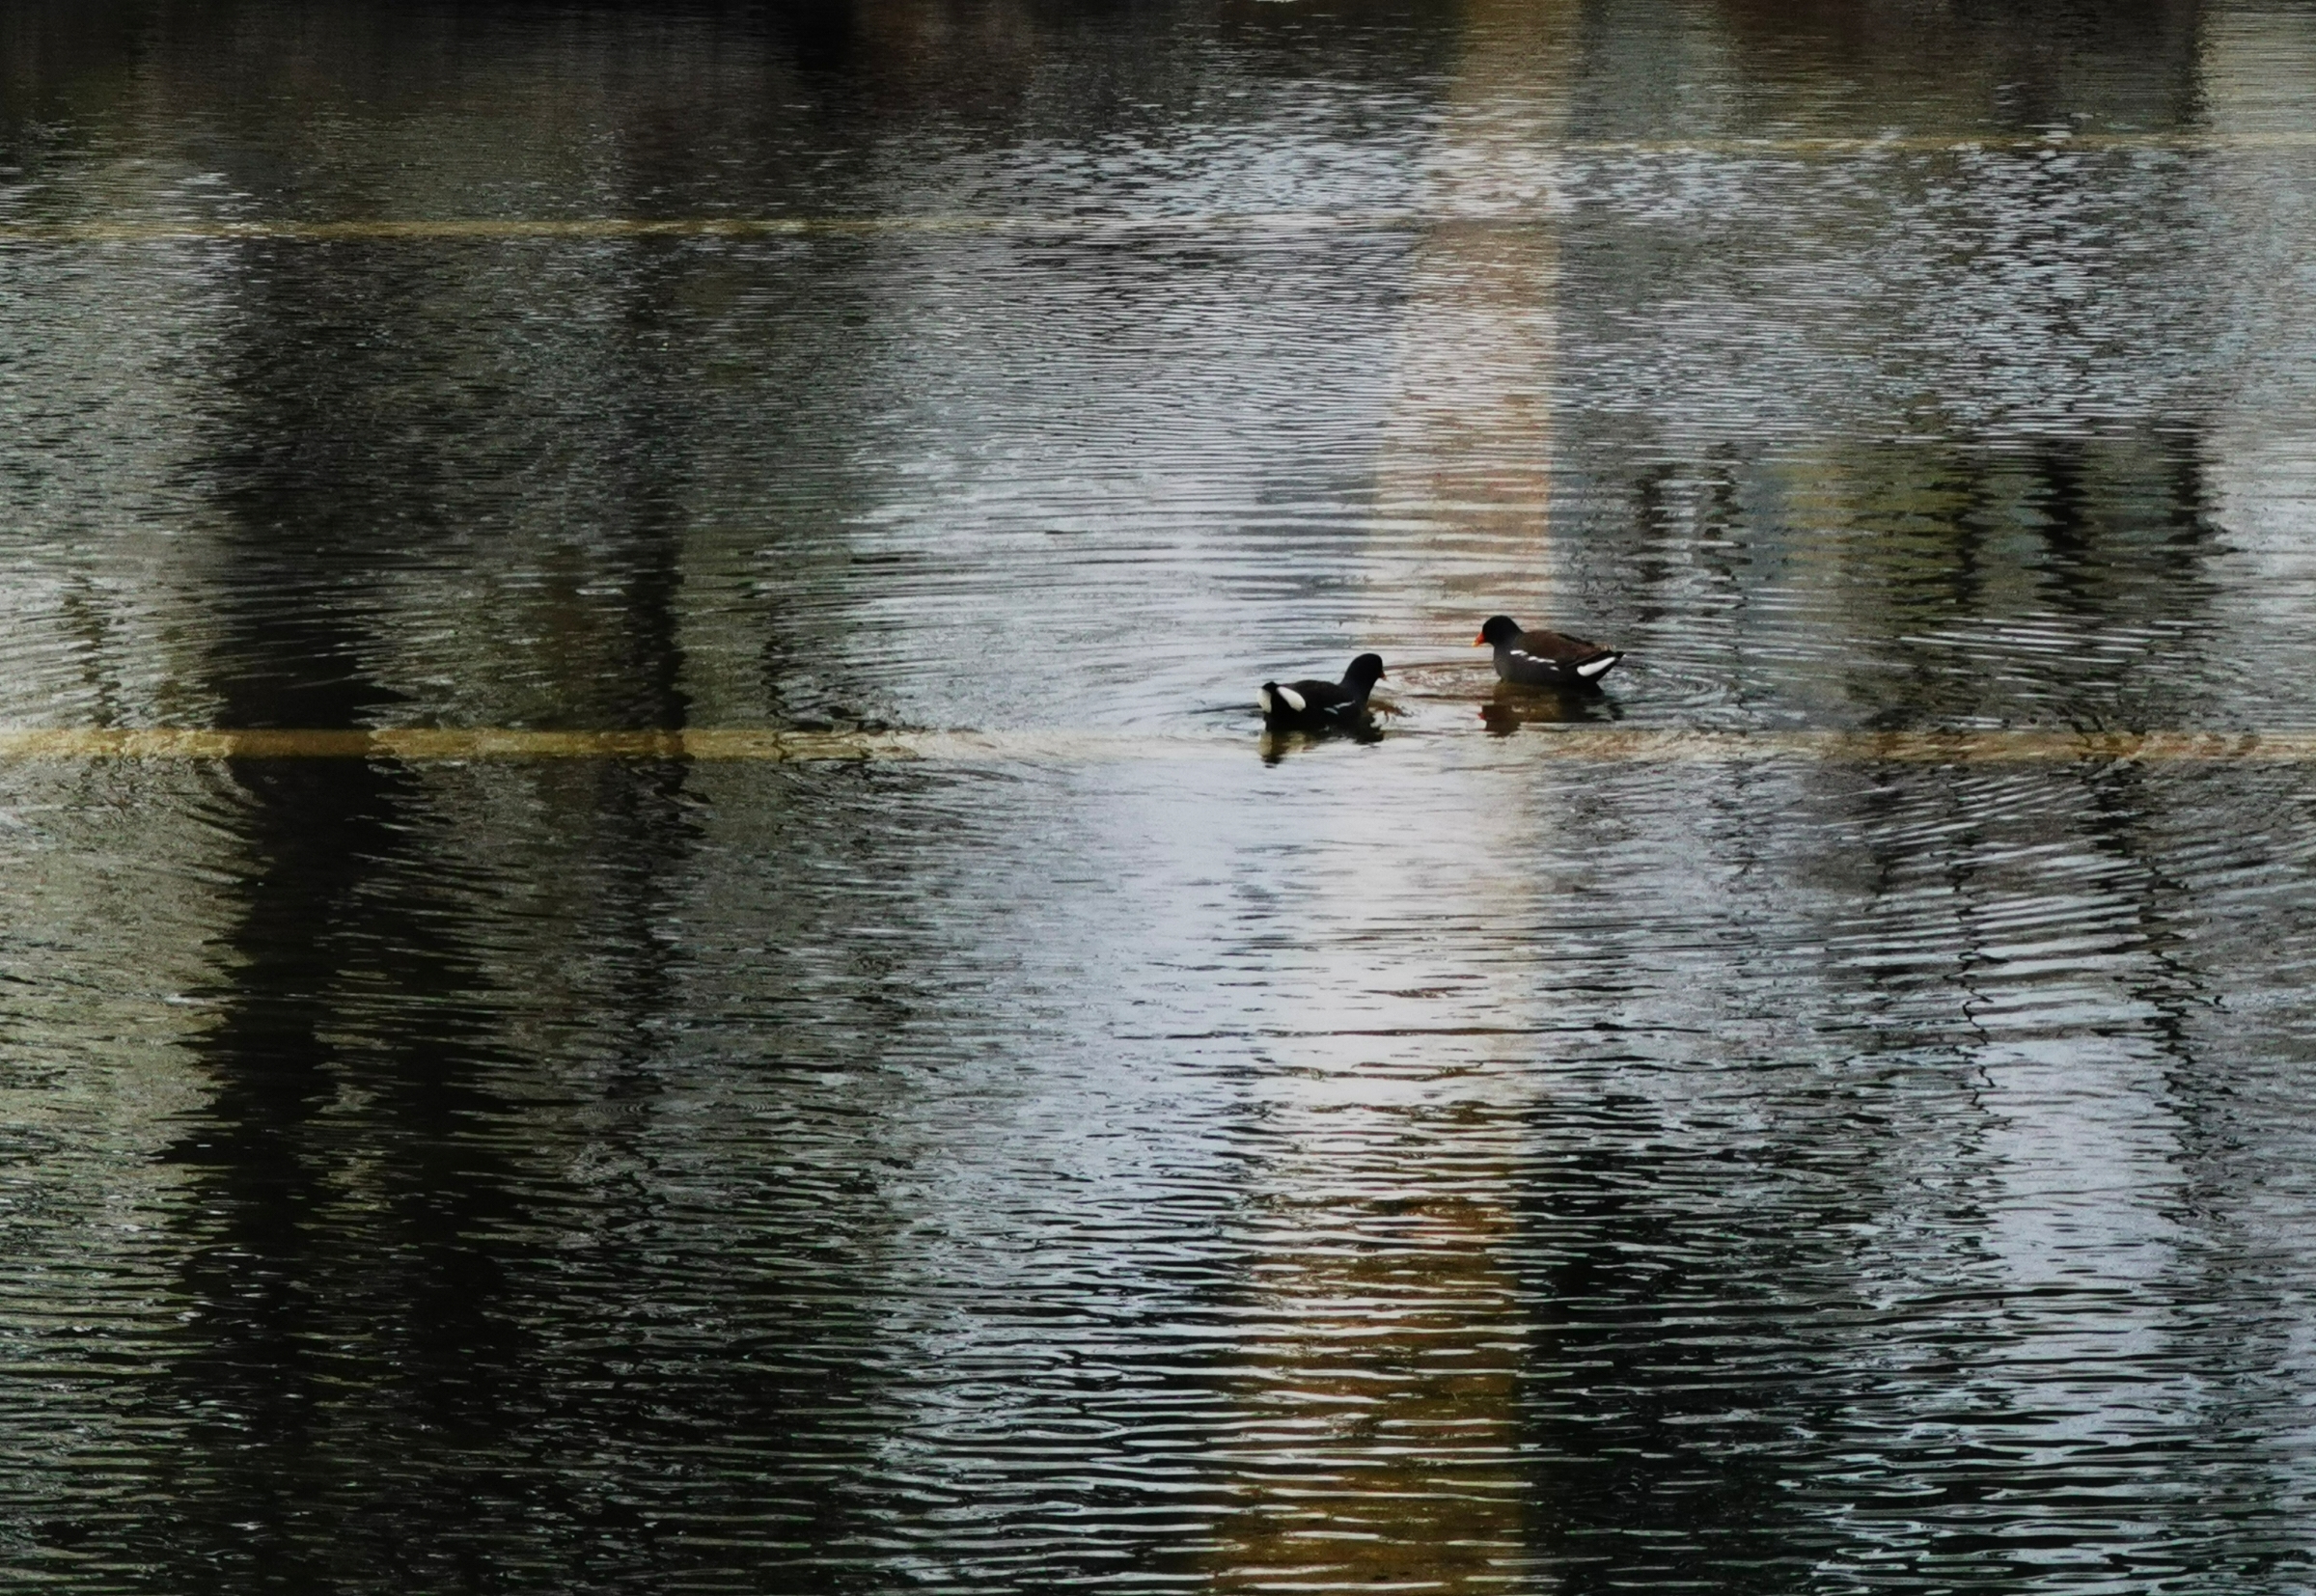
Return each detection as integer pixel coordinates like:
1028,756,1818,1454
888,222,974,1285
1576,654,1616,678
1276,684,1306,712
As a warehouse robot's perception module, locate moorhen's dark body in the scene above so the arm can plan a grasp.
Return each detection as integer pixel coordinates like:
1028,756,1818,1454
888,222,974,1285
1475,615,1622,687
1259,653,1387,728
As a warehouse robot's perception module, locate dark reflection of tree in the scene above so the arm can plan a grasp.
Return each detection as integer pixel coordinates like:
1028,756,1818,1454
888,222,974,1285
2054,760,2310,1580
114,67,886,1582
0,1,139,133
777,0,856,75
1505,762,1850,1584
117,221,536,1589
511,161,875,1588
1510,418,2247,1582
1713,0,2202,131
1827,431,2222,732
1787,561,2304,1584
1513,1094,1834,1591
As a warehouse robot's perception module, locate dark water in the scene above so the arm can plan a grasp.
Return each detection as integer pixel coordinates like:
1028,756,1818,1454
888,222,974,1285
6,1,2316,1590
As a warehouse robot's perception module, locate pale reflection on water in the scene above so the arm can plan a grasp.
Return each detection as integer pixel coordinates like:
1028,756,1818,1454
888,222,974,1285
5,1,2316,1591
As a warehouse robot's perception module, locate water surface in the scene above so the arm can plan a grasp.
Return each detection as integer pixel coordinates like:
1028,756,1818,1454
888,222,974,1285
5,2,2316,1590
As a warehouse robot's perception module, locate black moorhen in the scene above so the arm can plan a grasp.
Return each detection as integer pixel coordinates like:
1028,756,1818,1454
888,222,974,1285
1259,653,1387,728
1475,616,1622,687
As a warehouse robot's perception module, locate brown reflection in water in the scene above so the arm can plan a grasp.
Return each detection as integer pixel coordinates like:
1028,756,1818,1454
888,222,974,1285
1210,1181,1529,1591
1477,679,1617,736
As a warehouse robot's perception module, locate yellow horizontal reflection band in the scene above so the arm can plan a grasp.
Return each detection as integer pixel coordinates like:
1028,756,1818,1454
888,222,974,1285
3,728,2316,764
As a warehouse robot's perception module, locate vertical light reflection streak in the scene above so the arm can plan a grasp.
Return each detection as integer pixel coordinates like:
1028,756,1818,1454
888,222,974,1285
2200,3,2316,704
0,135,244,1556
1367,1,1578,634
1209,4,1576,1587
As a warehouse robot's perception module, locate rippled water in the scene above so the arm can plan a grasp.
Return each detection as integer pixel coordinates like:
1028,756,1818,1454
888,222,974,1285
7,1,2316,1590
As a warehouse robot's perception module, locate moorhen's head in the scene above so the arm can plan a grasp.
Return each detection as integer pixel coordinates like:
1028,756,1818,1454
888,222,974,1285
1475,616,1522,647
1345,653,1387,688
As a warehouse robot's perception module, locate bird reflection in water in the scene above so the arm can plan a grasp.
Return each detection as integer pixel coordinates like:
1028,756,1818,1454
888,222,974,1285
1477,678,1622,736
